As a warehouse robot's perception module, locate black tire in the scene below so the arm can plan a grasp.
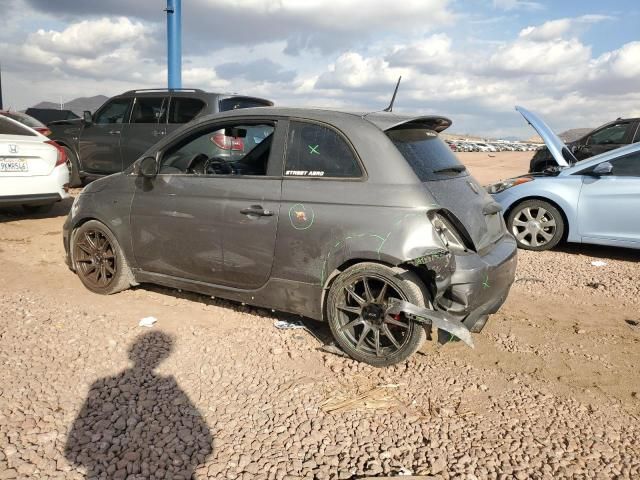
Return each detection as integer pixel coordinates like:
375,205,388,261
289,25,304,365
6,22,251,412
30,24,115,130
507,199,565,251
22,203,54,214
71,220,134,294
326,262,428,367
62,146,82,187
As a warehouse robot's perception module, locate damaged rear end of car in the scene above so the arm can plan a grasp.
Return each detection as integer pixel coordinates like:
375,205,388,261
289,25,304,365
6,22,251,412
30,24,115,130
372,114,517,338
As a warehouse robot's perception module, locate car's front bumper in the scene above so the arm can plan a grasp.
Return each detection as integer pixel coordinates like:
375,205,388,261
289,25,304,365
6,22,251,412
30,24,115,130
437,234,517,332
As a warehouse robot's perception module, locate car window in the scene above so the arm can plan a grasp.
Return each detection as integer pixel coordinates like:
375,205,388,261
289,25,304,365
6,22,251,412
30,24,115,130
284,121,362,178
610,151,640,177
588,123,629,145
130,97,166,124
387,128,467,181
219,97,272,112
0,116,37,136
159,122,276,176
94,98,132,124
168,98,205,124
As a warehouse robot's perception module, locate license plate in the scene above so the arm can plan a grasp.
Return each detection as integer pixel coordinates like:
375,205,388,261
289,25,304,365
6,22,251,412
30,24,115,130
0,158,28,172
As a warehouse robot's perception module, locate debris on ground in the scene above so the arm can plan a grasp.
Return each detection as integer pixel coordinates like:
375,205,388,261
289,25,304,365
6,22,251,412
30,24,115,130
591,260,608,267
138,316,158,327
273,318,306,329
320,383,402,413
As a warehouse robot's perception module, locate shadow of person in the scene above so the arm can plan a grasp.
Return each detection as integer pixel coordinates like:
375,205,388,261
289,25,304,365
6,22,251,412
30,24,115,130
65,331,212,479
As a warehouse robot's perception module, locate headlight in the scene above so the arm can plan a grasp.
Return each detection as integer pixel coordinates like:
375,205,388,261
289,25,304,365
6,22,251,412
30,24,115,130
486,176,533,194
430,213,467,252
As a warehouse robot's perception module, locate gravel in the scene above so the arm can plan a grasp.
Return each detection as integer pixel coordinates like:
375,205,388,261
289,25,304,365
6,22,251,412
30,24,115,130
1,185,639,478
1,285,639,479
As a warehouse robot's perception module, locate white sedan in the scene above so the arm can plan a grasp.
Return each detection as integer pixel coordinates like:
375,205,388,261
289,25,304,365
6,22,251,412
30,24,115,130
0,115,70,212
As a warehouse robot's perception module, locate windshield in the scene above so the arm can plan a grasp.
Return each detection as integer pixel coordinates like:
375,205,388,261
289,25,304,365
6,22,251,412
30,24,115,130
3,111,45,128
387,128,468,181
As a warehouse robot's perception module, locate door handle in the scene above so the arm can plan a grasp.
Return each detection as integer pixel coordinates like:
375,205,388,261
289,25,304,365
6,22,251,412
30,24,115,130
240,205,273,217
152,129,166,137
108,130,121,135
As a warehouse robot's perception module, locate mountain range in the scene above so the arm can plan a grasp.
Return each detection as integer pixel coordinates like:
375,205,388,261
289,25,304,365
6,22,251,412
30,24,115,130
31,95,109,116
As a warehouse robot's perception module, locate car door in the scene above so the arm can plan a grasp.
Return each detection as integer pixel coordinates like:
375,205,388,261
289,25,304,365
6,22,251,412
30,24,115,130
577,151,640,246
79,97,132,174
119,96,168,170
576,121,634,160
129,117,284,289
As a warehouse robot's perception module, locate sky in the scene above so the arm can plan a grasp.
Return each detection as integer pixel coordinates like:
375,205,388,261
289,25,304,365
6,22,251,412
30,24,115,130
0,0,638,138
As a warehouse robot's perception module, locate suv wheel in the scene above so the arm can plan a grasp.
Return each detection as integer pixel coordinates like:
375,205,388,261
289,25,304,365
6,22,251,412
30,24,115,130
71,220,134,294
326,262,428,367
507,199,565,251
62,147,82,187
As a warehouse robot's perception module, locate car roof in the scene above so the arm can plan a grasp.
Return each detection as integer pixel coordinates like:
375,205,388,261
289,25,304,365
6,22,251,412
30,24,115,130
190,107,452,133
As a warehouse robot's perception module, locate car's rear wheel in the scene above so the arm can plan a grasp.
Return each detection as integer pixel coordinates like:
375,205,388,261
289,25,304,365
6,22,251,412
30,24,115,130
62,147,82,187
327,262,428,367
507,199,565,251
72,220,134,294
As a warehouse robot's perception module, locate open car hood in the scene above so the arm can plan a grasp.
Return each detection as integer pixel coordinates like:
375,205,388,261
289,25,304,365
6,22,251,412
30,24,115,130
363,112,452,133
515,106,575,167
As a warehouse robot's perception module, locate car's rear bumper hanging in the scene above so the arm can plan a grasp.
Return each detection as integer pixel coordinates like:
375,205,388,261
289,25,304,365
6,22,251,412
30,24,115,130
385,298,474,347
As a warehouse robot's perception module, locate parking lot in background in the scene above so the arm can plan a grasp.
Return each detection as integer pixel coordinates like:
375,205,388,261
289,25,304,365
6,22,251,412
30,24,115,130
1,150,638,479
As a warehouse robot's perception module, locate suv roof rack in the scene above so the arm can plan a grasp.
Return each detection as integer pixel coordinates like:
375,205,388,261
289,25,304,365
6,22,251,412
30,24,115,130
121,88,206,95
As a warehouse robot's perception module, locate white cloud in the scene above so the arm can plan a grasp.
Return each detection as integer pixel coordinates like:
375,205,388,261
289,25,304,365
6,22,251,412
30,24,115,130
387,34,454,71
28,17,151,57
489,38,591,75
493,0,543,11
519,15,613,42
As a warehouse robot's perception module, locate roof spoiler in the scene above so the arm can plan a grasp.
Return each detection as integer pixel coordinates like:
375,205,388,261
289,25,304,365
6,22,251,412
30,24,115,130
363,112,452,133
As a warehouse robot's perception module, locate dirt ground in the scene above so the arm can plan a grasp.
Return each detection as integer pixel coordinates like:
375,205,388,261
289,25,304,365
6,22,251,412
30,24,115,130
1,151,639,479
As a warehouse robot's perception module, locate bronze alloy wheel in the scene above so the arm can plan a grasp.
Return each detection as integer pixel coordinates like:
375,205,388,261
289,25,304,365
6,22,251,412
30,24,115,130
73,228,117,289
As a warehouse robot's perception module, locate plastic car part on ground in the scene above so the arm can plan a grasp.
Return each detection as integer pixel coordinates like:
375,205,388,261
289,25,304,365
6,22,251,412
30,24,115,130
385,299,474,348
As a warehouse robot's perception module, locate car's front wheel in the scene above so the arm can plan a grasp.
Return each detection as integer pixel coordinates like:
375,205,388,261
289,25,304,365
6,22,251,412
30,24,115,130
326,262,428,367
507,199,565,251
71,220,134,294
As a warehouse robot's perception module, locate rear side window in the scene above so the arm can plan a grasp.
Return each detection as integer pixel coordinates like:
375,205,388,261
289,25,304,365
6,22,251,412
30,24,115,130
168,98,205,123
285,121,362,178
0,116,36,136
219,97,272,112
387,128,467,181
131,97,166,124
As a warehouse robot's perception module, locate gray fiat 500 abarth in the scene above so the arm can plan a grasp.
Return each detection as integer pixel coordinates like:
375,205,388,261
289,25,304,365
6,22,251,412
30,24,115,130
63,108,517,366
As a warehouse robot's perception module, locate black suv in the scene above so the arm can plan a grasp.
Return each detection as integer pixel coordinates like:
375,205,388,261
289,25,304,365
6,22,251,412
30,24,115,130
48,89,273,185
530,117,640,172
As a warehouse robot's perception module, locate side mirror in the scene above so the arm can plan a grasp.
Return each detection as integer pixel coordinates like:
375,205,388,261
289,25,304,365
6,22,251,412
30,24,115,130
83,111,93,125
135,156,158,178
592,161,613,176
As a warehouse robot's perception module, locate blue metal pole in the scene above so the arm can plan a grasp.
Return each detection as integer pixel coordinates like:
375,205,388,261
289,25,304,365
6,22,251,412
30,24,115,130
167,0,182,89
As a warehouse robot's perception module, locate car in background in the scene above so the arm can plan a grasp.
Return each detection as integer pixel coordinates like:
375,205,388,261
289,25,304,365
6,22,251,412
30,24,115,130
64,107,517,366
48,88,274,186
0,110,51,136
529,117,640,173
25,108,79,124
0,115,70,213
488,106,640,251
